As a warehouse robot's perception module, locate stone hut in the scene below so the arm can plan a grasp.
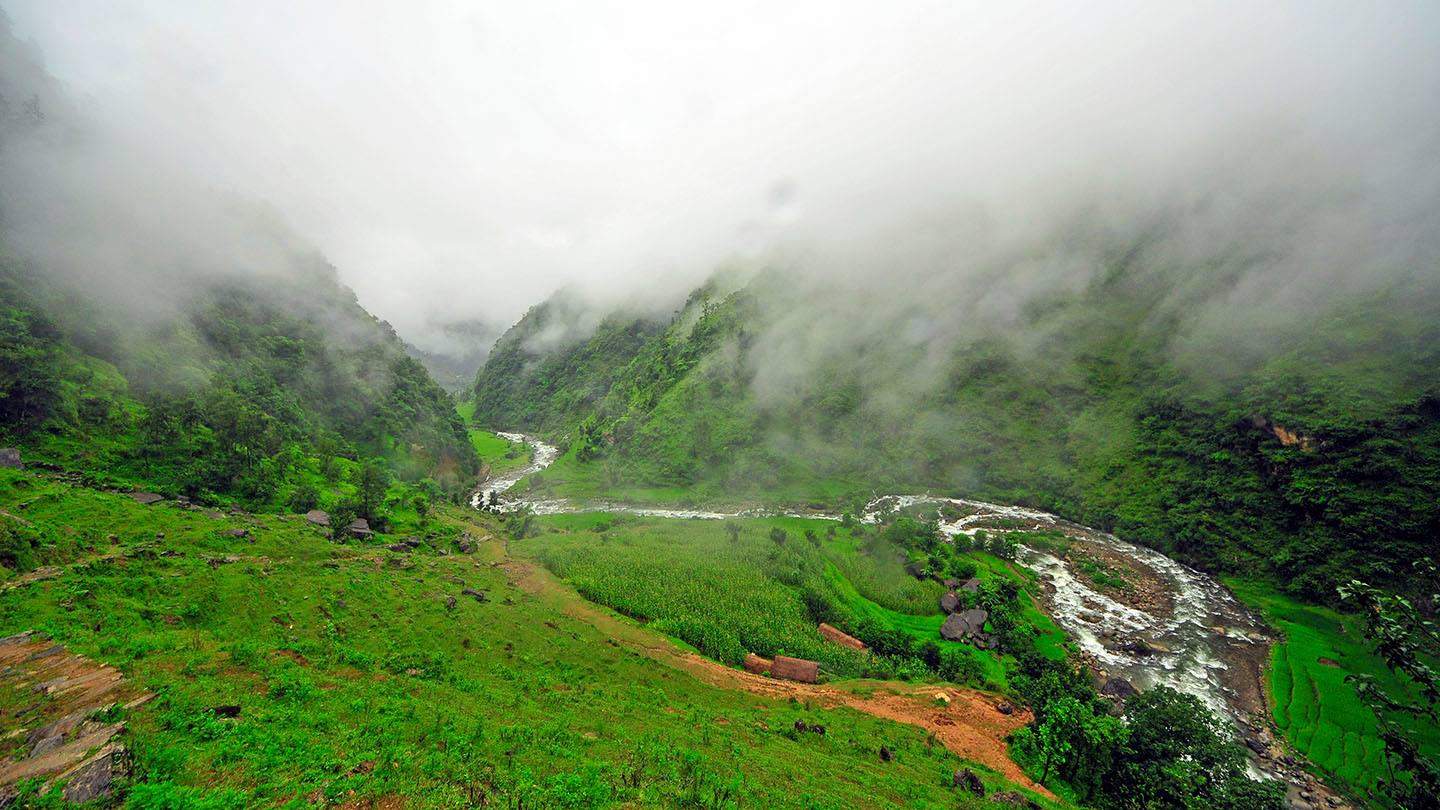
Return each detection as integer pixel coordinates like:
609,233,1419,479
818,623,866,651
771,655,820,684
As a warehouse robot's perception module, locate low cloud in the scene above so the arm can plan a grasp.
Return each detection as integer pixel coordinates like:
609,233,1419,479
1,1,1437,363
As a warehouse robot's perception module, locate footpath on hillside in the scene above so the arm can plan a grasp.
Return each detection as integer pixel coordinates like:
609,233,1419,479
476,525,1053,798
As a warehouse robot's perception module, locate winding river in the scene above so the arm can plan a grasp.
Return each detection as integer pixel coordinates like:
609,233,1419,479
472,433,1280,774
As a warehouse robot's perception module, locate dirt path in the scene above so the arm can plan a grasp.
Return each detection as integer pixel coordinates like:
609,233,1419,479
491,544,1053,798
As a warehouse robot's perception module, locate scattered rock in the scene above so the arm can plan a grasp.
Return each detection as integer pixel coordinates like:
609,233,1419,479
221,528,248,539
878,745,892,762
348,518,373,540
1317,657,1340,668
130,492,163,505
939,591,961,613
959,577,981,592
385,543,412,553
0,448,21,469
461,588,487,603
212,705,241,718
940,609,988,641
304,510,330,527
989,791,1041,809
995,701,1014,716
1118,637,1157,657
934,691,951,705
953,767,985,795
445,596,458,611
58,743,125,804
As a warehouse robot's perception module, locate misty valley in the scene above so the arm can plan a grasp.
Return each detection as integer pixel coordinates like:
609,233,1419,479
1,3,1439,810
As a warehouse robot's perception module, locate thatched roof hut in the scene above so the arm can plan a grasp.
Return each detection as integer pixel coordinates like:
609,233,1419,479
743,653,772,675
771,655,820,683
818,623,867,651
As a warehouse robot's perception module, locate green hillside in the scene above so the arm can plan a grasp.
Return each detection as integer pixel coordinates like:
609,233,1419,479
472,268,1440,603
0,257,478,511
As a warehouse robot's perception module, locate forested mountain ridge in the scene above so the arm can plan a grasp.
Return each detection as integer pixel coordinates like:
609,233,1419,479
0,253,478,506
473,262,1440,602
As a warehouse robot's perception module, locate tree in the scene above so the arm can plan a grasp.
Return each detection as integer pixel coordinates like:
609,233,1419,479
1107,686,1285,810
287,480,319,513
1338,561,1440,809
1032,695,1084,784
329,502,358,543
357,461,388,521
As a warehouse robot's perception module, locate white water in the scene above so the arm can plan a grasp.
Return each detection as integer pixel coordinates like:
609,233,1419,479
473,434,1270,736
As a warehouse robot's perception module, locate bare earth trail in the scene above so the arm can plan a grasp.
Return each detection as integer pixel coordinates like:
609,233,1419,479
475,530,1053,797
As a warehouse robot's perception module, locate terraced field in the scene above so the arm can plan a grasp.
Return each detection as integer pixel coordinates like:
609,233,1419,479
1230,579,1440,796
524,512,1064,689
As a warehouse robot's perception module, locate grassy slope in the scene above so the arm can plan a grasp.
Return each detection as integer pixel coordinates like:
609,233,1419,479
1228,579,1440,799
0,469,1063,808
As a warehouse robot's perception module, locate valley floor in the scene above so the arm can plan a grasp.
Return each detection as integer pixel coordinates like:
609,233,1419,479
0,467,1059,808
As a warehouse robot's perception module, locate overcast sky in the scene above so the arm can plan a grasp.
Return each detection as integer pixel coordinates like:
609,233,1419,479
4,1,1439,349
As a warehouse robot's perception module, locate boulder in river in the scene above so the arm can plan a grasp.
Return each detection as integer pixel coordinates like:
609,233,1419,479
1099,677,1139,699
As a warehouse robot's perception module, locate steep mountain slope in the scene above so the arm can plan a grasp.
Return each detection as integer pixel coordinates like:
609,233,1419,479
473,262,1440,601
0,255,478,504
